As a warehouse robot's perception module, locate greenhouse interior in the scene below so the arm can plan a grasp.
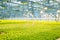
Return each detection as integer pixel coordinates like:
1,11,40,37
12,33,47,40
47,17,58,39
0,0,60,40
0,0,60,20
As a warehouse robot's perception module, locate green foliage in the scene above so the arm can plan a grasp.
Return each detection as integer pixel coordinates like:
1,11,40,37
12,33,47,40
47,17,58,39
0,22,60,40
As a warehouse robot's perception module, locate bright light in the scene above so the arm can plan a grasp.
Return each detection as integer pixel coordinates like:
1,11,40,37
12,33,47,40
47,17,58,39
50,1,53,3
40,10,44,14
56,14,59,17
57,10,60,13
44,7,48,10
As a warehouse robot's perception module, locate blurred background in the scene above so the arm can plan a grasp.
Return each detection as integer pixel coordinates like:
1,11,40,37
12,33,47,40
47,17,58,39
0,0,60,20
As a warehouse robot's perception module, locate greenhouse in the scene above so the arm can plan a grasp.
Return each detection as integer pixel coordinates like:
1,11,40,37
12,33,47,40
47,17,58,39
0,0,60,40
0,0,60,20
